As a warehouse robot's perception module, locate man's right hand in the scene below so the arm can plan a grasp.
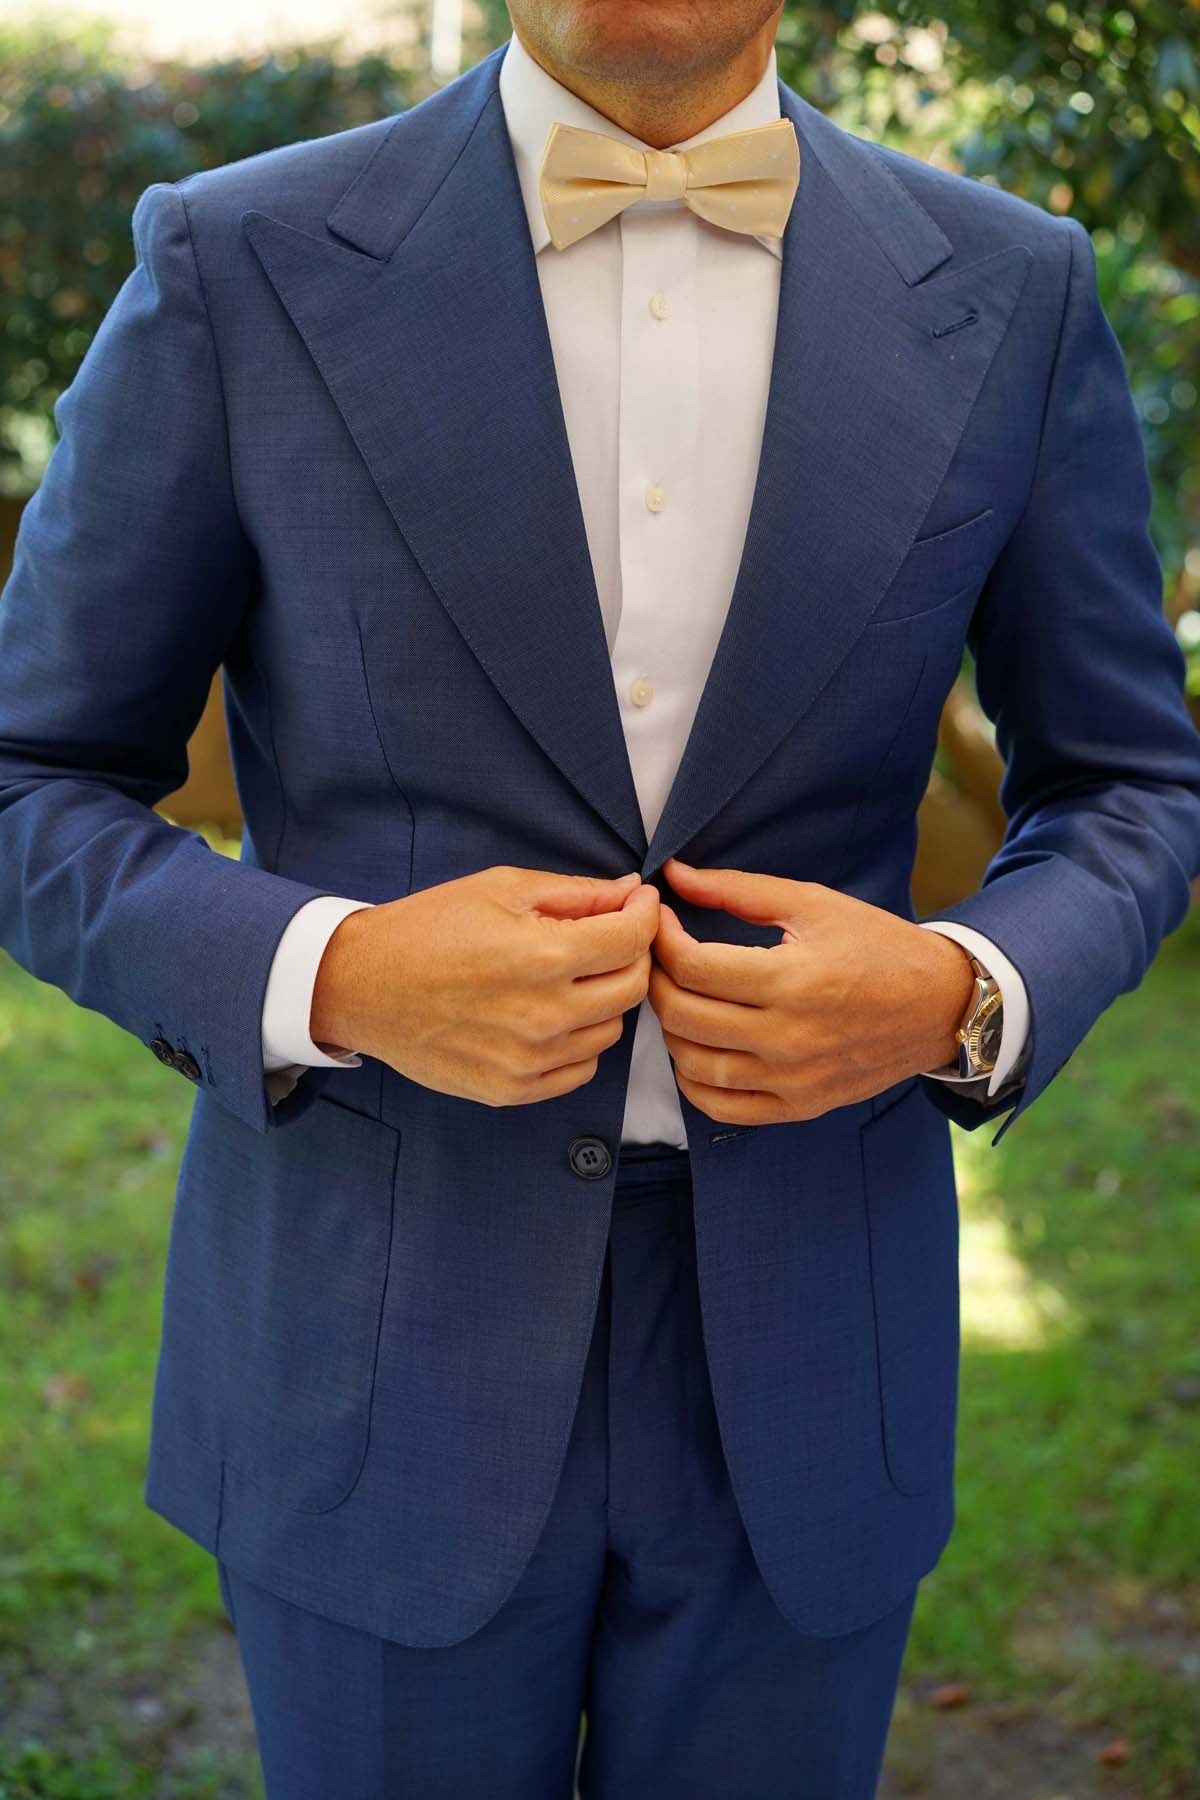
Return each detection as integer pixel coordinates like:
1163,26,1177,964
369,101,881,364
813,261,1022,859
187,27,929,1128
309,866,660,1106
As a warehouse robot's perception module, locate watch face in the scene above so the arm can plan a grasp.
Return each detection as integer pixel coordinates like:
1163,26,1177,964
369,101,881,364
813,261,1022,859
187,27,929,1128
977,1008,1004,1067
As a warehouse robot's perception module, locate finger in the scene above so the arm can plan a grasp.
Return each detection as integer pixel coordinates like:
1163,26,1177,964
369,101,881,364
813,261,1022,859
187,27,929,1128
568,957,650,1027
653,900,779,1004
517,867,642,918
540,1014,627,1069
672,1069,786,1126
647,960,767,1051
660,1031,770,1092
663,858,835,931
516,1057,602,1102
554,883,660,979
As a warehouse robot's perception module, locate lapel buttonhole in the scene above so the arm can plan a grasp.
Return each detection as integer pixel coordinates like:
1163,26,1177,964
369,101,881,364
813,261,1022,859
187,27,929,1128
931,309,979,340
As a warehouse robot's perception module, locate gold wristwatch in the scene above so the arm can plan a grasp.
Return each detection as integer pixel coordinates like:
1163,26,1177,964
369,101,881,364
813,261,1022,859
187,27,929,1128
954,955,1004,1078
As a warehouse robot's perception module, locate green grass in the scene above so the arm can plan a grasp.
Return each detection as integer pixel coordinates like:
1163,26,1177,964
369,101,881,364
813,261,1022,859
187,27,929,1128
0,853,1197,1795
910,901,1200,1794
0,825,258,1797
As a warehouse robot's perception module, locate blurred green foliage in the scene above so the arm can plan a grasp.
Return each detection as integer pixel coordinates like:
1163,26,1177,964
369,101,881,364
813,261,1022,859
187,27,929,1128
0,17,414,487
777,4,1200,260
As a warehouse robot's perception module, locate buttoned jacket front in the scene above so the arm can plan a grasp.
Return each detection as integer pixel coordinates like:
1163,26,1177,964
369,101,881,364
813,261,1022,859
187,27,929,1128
1,39,1197,1647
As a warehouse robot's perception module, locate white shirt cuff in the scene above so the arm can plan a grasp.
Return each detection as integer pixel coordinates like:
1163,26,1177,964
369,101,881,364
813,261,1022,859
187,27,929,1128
261,895,376,1077
916,920,1031,1099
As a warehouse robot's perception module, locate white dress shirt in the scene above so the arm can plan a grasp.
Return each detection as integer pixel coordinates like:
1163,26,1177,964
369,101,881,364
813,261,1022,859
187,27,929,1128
261,30,1031,1133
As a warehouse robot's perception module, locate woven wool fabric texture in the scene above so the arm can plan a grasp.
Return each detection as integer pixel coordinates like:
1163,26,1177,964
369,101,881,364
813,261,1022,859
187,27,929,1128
1,39,1198,1653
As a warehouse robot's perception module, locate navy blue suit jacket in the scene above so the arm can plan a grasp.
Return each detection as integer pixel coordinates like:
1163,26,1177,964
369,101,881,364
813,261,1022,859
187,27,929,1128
2,41,1198,1645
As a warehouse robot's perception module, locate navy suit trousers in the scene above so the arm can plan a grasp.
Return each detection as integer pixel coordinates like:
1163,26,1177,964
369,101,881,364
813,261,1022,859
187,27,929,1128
216,1144,918,1798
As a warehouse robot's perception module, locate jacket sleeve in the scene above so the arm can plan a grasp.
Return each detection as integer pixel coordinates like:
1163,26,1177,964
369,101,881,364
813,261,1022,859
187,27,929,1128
0,180,347,1135
917,213,1200,1147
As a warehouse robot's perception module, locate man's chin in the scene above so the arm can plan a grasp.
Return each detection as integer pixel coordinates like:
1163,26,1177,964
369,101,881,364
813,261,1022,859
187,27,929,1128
548,1,716,79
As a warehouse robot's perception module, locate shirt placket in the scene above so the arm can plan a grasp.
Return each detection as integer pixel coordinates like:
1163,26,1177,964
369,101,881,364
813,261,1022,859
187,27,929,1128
610,203,700,845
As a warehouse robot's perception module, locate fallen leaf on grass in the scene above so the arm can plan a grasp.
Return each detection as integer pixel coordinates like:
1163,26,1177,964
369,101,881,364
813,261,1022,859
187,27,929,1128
133,1131,175,1156
73,1254,117,1297
42,1371,90,1408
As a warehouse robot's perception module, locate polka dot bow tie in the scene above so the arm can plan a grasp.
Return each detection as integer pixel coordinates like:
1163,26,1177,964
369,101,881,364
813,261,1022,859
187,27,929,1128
538,116,801,252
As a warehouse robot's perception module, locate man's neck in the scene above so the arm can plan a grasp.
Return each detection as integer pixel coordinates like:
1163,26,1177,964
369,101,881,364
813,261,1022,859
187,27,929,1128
509,21,778,149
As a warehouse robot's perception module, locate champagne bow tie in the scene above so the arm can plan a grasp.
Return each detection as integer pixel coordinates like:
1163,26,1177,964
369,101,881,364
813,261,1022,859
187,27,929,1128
538,116,800,253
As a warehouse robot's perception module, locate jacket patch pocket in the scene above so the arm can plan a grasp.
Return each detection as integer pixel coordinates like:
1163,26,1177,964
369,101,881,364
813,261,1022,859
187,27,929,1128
860,1081,960,1496
163,1089,401,1513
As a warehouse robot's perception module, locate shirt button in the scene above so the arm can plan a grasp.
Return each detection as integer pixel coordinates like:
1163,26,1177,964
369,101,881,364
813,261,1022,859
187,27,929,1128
629,678,654,707
649,291,671,320
645,485,667,513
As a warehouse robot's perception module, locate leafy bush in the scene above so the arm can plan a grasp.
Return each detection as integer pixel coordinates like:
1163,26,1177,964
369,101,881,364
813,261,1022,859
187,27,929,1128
0,16,414,484
777,3,1200,266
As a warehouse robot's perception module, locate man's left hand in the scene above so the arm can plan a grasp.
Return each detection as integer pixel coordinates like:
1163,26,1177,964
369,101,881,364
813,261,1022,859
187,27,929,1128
647,857,977,1125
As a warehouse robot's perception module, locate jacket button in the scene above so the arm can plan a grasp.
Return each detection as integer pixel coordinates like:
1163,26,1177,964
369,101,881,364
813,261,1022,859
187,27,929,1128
568,1136,612,1180
149,1036,176,1066
174,1050,202,1083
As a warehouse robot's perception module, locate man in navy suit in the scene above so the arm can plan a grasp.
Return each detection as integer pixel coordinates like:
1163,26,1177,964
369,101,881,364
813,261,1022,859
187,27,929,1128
2,0,1198,1793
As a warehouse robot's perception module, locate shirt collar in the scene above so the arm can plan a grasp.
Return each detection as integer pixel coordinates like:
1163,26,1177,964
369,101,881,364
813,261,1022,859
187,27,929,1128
497,29,784,261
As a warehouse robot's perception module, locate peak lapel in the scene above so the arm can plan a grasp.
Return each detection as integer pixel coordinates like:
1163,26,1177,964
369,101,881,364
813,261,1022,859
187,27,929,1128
241,46,1034,883
642,84,1033,874
241,46,648,861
